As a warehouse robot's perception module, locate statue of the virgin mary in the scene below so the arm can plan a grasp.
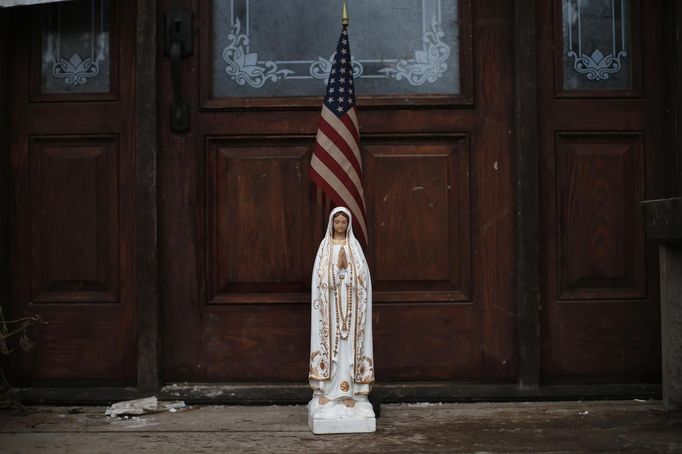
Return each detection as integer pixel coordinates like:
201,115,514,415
308,207,375,433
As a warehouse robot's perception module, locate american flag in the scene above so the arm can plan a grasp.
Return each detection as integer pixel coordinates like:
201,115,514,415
310,25,368,246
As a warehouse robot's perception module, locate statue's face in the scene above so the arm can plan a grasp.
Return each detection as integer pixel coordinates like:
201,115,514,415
333,214,348,237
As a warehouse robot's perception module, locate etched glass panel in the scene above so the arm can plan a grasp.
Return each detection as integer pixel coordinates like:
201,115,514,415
213,0,460,97
562,0,632,90
41,0,111,94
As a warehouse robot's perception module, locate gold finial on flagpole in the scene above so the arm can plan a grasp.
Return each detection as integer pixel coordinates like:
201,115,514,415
342,0,349,26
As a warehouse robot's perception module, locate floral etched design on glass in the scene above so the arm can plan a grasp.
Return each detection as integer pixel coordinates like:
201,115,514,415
562,0,632,90
42,0,110,93
212,0,460,97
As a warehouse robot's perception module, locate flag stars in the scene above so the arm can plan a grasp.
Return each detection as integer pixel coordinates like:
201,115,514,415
322,28,357,116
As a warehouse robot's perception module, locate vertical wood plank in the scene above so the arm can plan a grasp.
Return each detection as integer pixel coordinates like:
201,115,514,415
671,0,682,196
660,245,682,409
514,0,541,389
0,10,8,324
135,0,160,391
678,0,682,195
474,0,517,380
0,8,10,355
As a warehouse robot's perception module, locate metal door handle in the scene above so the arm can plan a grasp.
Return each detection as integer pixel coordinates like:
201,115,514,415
165,10,192,132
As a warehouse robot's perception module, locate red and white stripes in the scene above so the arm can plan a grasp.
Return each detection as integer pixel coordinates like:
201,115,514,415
310,105,368,246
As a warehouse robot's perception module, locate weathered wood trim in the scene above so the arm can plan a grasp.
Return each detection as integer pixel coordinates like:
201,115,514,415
641,0,682,410
642,198,682,242
135,0,160,391
374,383,660,404
664,0,680,196
513,0,541,388
11,383,661,406
659,245,682,409
0,11,8,322
666,0,682,195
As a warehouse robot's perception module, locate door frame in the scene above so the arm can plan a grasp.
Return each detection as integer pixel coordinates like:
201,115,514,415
133,0,161,392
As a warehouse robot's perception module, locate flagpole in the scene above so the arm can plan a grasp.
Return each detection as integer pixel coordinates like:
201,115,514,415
342,0,349,26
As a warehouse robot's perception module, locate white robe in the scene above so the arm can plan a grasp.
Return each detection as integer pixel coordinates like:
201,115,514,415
309,207,374,402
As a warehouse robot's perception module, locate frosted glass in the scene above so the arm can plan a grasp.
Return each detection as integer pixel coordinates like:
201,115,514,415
213,0,460,97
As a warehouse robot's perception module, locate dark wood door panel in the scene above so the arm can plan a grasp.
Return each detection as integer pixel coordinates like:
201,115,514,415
160,138,484,381
5,2,137,384
162,129,515,382
164,303,484,382
542,301,660,381
555,132,646,300
11,305,135,383
161,0,516,383
164,305,310,382
374,304,483,380
28,136,120,303
206,138,315,302
538,0,664,382
365,136,471,302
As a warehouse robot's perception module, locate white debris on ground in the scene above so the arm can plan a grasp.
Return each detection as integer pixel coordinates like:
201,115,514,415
105,397,158,417
104,396,188,417
163,401,187,411
398,402,446,407
109,415,161,429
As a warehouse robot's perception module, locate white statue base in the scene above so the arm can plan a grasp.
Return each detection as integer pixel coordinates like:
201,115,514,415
307,398,376,434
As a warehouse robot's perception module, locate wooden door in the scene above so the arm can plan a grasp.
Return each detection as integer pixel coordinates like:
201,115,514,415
538,0,665,382
160,0,516,383
5,0,137,384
